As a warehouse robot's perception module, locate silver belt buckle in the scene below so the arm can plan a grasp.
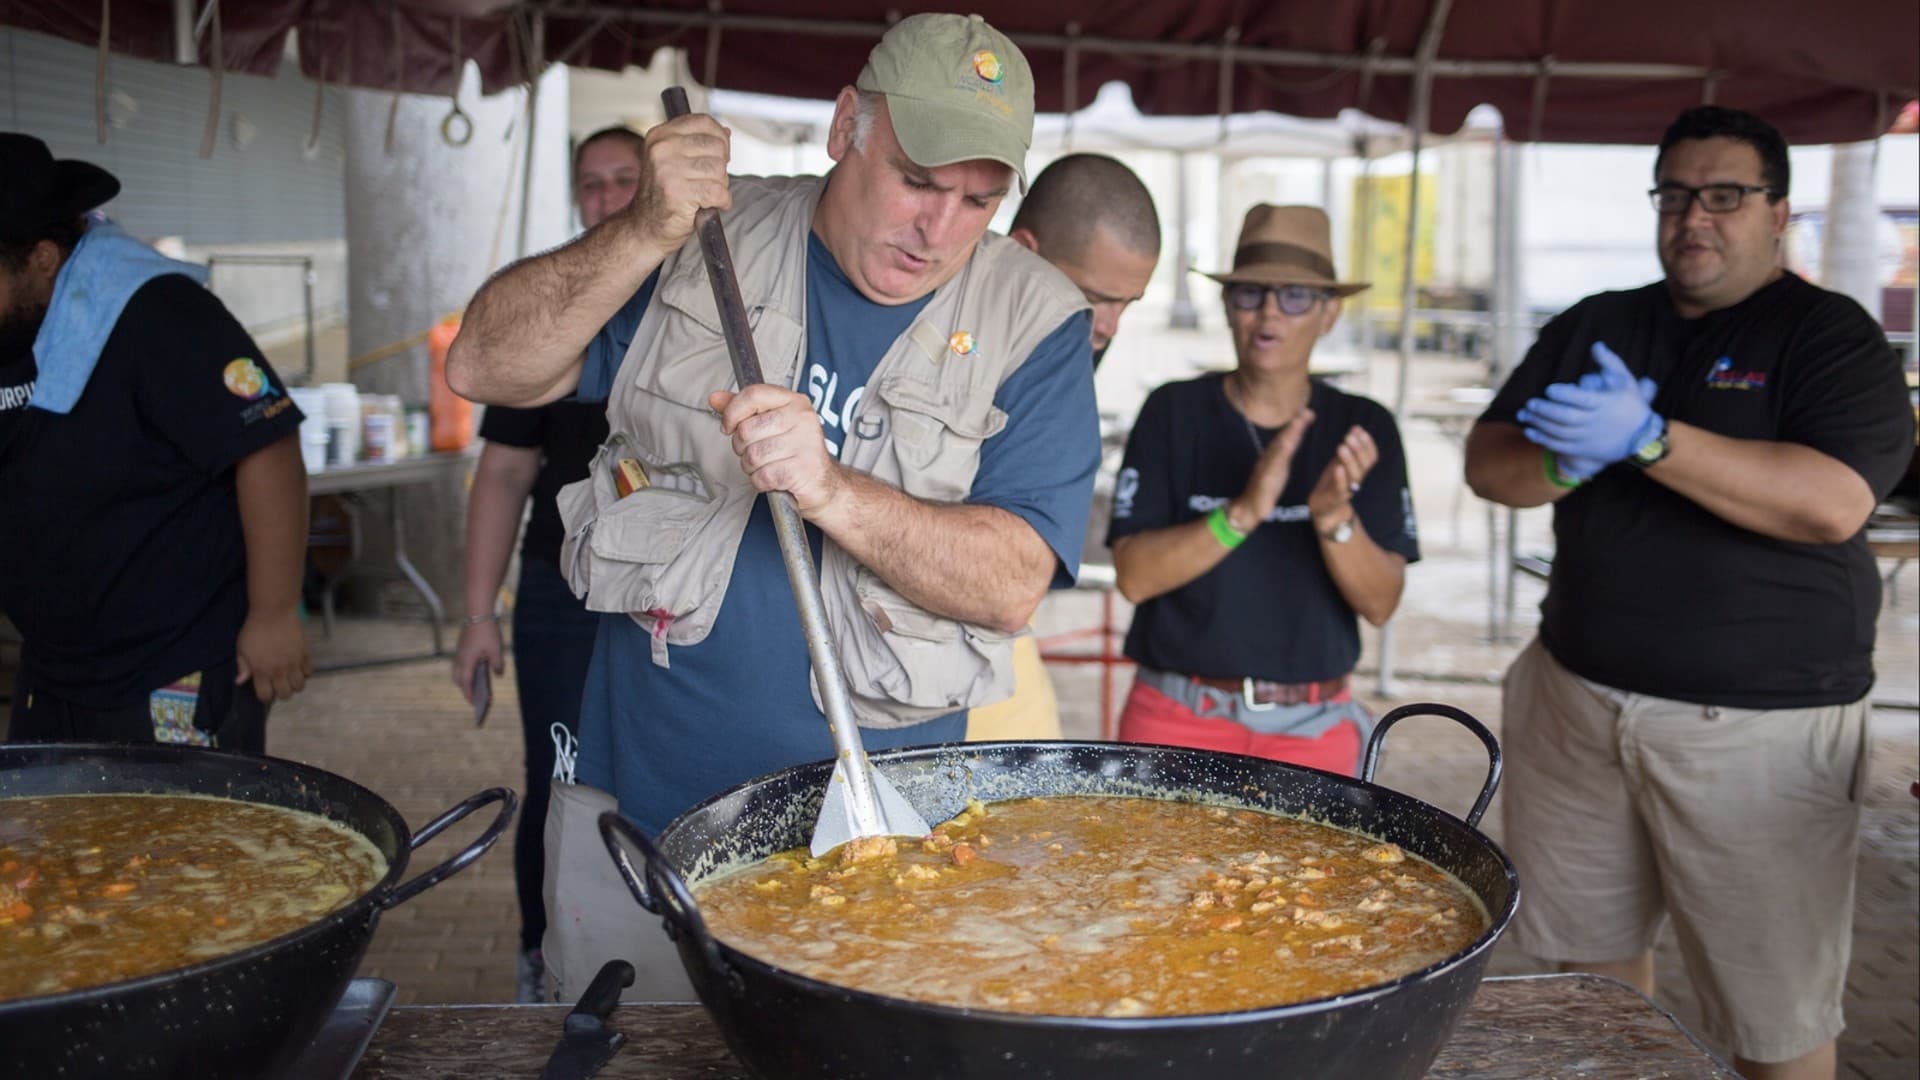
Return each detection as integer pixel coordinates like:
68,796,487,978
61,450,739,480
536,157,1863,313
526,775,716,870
1241,676,1278,712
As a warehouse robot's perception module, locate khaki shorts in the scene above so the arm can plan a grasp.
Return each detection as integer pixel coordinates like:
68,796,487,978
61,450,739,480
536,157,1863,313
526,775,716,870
1501,638,1869,1064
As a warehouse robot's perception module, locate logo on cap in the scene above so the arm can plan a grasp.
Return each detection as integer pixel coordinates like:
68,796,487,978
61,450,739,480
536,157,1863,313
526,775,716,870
223,358,269,399
949,331,977,356
972,51,1003,84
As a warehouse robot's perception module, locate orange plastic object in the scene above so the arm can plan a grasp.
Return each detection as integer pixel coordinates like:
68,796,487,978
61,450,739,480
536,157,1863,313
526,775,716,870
428,315,473,452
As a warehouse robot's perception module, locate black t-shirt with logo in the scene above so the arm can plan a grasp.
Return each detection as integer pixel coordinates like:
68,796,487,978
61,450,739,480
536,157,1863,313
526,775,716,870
476,400,610,565
1107,374,1421,683
1482,274,1915,708
0,274,304,708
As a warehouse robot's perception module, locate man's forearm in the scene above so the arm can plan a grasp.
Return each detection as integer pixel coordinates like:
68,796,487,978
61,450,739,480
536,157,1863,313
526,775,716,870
447,216,675,408
809,470,1056,634
234,435,309,615
1465,422,1578,508
1648,421,1876,544
462,444,541,618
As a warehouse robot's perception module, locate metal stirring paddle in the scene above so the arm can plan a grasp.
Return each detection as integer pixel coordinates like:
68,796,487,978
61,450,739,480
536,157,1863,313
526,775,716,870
659,87,930,857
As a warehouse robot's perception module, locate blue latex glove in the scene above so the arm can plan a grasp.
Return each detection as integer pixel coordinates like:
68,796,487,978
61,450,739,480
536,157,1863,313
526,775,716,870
1547,367,1659,480
1517,341,1663,466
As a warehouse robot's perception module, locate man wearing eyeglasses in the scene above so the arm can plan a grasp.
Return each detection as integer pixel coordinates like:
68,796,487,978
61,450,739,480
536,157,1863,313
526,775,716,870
1466,106,1913,1080
1106,204,1418,777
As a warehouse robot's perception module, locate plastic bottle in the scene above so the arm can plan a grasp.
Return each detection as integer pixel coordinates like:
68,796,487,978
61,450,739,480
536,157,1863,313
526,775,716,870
320,382,361,466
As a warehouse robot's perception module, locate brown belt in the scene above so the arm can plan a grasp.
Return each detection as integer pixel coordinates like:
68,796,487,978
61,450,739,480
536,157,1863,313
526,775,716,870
1189,673,1351,708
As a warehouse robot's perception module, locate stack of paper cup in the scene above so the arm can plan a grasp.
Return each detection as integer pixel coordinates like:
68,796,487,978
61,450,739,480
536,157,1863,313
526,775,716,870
287,387,330,473
320,383,361,467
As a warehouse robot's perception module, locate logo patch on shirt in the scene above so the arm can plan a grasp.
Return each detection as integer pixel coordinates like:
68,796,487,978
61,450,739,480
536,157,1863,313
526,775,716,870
1704,356,1767,391
1113,467,1139,519
223,357,271,400
948,331,977,356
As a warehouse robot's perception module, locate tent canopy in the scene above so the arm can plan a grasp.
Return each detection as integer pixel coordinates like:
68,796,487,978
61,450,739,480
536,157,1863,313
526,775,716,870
9,1,1917,145
711,81,1469,159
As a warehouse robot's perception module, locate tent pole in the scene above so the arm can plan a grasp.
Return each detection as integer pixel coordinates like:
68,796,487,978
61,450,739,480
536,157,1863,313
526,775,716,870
1377,0,1452,701
1485,122,1508,643
1169,151,1199,329
515,12,545,261
1355,143,1374,358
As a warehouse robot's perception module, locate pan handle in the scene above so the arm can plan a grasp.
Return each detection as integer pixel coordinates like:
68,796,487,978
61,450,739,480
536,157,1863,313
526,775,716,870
598,811,738,994
1360,703,1502,829
382,787,518,909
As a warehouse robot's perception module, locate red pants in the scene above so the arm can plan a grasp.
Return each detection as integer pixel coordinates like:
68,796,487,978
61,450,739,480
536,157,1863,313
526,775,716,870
1116,680,1363,777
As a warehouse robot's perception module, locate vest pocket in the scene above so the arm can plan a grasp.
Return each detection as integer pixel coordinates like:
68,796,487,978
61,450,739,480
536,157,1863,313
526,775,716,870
841,565,1015,715
558,438,721,620
875,374,1007,503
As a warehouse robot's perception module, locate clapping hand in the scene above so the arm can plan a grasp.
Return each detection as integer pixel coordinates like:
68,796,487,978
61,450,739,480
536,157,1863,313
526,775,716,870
1308,425,1379,528
1517,341,1662,475
1231,409,1315,529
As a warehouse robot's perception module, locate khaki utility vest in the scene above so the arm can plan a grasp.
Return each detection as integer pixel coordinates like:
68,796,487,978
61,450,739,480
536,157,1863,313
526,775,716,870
556,175,1087,728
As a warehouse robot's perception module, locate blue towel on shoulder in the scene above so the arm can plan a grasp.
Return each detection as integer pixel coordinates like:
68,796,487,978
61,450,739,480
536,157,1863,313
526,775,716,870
29,217,210,415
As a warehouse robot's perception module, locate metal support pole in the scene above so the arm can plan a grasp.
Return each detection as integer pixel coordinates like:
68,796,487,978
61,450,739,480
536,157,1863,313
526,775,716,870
1376,0,1453,700
1503,506,1520,635
301,258,316,383
172,0,197,64
1169,151,1199,329
1481,123,1515,640
1354,144,1375,355
514,14,545,261
1485,501,1500,641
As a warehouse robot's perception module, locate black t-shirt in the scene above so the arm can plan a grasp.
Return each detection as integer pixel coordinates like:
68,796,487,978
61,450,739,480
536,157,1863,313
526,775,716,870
1107,374,1421,682
1483,274,1915,708
476,400,610,564
0,274,303,708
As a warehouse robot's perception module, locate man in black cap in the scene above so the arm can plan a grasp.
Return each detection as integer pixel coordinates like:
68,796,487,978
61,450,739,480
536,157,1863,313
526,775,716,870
0,133,312,750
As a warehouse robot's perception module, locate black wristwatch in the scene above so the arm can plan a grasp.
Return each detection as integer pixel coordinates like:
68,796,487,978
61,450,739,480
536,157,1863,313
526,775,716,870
1626,416,1671,470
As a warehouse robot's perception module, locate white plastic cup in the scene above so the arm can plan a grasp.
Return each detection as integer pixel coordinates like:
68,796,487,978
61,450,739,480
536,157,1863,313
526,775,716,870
299,427,329,472
287,387,331,473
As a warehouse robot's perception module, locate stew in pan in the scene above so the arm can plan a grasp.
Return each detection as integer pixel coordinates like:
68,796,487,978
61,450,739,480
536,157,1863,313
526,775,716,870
0,793,387,1001
694,795,1488,1017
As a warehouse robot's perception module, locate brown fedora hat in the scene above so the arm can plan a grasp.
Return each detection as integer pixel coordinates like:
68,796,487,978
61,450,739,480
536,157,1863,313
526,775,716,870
1199,204,1368,296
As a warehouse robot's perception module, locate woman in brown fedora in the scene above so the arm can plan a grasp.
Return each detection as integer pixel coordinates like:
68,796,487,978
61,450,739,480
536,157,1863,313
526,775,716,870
1104,204,1419,775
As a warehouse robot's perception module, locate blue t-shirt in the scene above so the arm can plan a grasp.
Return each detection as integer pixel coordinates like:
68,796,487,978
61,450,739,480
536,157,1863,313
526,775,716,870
574,232,1096,833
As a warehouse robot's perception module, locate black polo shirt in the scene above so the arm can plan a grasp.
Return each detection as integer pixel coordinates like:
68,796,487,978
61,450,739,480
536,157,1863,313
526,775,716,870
476,400,609,565
1482,274,1914,708
0,274,303,708
1107,374,1421,683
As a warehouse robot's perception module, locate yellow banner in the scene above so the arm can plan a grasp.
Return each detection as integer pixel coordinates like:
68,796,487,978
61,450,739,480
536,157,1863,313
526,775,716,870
1349,173,1436,313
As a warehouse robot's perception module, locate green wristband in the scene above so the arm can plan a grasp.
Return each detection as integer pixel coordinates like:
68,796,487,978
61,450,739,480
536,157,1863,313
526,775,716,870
1542,450,1583,490
1206,506,1249,549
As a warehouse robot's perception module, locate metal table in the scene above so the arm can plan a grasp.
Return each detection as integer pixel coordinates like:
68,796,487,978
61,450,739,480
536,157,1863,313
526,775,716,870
306,451,475,671
352,973,1736,1078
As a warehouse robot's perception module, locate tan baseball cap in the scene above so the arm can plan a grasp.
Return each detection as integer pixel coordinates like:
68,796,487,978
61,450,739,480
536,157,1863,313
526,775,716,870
855,13,1034,192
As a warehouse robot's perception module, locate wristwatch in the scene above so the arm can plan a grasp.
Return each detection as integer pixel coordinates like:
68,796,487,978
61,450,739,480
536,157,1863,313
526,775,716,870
1320,516,1355,543
1626,416,1671,470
